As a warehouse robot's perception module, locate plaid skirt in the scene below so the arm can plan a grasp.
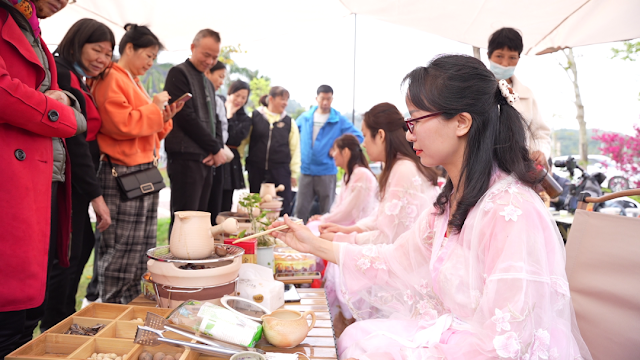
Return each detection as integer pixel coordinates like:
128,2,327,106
97,161,159,304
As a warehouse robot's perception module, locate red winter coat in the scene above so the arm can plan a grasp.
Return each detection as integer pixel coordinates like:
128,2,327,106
0,6,77,312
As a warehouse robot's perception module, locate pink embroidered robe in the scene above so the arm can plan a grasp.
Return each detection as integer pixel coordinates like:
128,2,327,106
335,172,591,360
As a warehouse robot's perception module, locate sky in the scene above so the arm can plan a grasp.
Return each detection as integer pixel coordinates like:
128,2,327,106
155,15,639,136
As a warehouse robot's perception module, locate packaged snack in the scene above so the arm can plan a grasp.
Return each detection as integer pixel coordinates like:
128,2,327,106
274,247,316,274
168,300,263,347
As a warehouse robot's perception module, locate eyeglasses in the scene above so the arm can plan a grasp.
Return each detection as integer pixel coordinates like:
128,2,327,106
404,112,443,134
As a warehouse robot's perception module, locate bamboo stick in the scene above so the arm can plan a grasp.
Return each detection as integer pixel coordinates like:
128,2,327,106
232,220,302,244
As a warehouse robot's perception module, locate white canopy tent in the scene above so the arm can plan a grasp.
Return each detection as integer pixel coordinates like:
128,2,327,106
40,0,640,54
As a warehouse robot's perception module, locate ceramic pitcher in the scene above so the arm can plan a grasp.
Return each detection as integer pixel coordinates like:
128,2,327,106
261,309,316,348
259,183,285,199
170,211,239,259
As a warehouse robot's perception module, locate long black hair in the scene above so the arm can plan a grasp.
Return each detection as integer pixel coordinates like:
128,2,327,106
54,18,115,77
363,103,438,199
333,134,372,185
403,54,536,233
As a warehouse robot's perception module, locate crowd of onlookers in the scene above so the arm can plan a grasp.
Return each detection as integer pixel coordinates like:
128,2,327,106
0,0,364,354
0,0,555,356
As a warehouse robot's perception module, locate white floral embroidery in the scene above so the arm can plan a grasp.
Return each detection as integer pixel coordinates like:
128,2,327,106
500,205,522,222
493,332,521,359
404,290,415,305
415,280,429,295
406,205,418,219
356,257,371,271
385,200,402,215
492,308,511,331
412,176,423,186
483,201,495,212
548,348,559,360
362,245,378,257
372,260,387,270
527,329,550,360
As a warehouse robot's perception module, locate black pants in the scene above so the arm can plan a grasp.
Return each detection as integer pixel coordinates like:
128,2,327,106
207,165,225,225
221,189,234,213
247,162,292,215
168,158,213,230
41,189,96,330
0,182,59,357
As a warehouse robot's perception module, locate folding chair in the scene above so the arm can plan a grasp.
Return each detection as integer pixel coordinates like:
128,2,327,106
565,189,640,360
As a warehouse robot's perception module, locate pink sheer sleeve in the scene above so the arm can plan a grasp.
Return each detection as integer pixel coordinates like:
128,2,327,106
337,208,440,321
321,167,378,226
431,180,588,359
346,159,439,246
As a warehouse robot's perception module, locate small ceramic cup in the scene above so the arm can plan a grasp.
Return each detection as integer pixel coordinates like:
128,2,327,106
230,352,266,360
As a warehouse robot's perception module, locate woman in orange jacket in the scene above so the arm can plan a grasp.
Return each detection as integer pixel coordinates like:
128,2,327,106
91,24,183,304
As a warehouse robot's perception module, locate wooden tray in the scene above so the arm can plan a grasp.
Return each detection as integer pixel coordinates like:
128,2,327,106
6,303,177,360
10,290,337,360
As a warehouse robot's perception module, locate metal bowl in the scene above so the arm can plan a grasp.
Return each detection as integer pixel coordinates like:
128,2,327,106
146,244,244,264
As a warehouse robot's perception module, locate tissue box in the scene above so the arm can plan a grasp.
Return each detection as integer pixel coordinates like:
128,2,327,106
237,263,284,313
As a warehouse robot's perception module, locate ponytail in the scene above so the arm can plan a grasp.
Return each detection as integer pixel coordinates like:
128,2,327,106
259,94,269,107
403,54,536,233
334,134,372,185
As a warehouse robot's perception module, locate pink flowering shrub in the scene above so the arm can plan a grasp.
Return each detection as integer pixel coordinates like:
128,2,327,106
592,124,640,188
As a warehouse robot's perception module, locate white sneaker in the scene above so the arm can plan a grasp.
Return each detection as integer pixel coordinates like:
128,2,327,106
81,297,102,309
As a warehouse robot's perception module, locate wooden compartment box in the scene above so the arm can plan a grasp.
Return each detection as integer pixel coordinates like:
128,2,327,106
9,289,337,360
7,303,174,360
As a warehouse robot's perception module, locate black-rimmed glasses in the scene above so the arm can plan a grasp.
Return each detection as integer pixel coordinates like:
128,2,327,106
404,112,443,134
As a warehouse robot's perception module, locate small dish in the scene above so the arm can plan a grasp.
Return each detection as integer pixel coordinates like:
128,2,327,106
230,352,266,360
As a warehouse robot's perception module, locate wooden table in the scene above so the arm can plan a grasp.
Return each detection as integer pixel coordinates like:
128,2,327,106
129,288,337,359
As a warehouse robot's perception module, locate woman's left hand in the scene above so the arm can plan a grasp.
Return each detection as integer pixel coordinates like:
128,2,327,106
319,232,335,241
163,101,185,122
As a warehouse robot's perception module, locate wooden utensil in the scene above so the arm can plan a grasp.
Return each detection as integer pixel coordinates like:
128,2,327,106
232,221,302,244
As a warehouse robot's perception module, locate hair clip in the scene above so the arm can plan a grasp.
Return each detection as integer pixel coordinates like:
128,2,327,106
498,79,520,105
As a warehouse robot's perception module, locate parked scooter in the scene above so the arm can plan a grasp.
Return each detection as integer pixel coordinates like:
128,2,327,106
553,156,605,213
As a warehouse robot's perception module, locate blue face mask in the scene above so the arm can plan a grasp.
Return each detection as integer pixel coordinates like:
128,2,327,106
489,60,516,80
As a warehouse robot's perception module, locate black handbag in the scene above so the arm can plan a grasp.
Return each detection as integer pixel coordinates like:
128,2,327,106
105,154,165,200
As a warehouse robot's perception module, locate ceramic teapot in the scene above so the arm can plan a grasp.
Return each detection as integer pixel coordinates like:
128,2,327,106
259,183,285,199
261,309,316,348
170,211,239,260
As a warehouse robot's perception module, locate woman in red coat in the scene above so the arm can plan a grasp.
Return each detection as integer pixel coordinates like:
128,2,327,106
0,0,83,356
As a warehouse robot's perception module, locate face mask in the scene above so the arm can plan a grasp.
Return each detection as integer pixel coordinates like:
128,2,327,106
489,60,516,80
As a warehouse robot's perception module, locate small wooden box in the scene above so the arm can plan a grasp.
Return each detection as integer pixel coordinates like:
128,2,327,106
7,303,178,360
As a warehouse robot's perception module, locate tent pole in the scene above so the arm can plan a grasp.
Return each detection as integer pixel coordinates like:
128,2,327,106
473,46,481,60
352,13,357,124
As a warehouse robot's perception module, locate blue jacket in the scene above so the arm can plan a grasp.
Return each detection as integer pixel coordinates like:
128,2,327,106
296,106,363,176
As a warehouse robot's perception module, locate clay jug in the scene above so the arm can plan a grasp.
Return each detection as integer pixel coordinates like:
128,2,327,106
170,211,239,259
259,183,285,199
261,309,316,348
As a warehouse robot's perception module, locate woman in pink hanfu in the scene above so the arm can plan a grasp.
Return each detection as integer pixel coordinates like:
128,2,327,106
308,134,378,228
318,103,440,323
270,55,592,360
319,102,440,247
307,134,379,325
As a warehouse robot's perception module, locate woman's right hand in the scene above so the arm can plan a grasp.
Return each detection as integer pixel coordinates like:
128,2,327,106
308,214,323,222
225,97,241,119
152,91,171,111
270,215,320,254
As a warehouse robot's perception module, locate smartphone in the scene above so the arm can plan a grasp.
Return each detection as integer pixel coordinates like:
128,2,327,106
284,284,302,303
171,92,192,106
